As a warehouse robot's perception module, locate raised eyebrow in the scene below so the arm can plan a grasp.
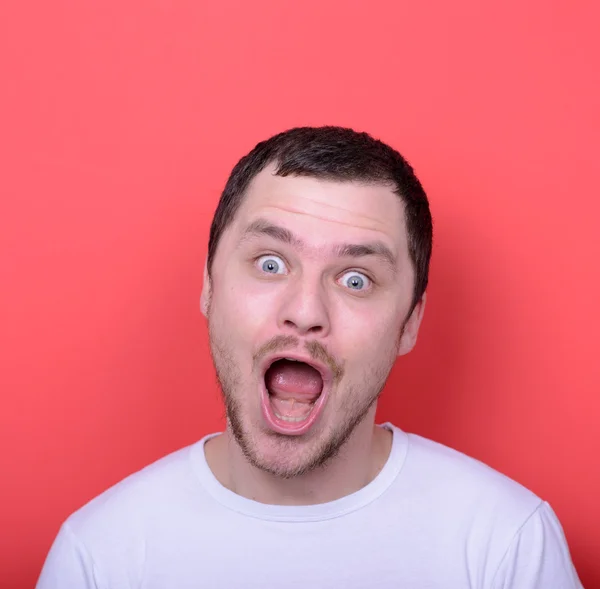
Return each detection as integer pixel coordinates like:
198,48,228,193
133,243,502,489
238,219,304,248
333,242,397,274
239,219,397,273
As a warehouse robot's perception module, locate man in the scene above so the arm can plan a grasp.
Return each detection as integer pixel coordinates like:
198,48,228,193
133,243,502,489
37,126,583,588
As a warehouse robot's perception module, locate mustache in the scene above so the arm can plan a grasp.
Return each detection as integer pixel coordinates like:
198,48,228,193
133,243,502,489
253,335,343,382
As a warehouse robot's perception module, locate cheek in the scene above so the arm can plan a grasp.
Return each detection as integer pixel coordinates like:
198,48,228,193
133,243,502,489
212,275,279,341
336,305,402,361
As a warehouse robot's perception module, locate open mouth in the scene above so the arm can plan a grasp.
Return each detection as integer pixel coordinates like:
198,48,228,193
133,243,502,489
261,356,330,435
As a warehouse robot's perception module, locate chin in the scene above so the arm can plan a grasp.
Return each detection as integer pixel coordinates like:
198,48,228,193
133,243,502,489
226,407,312,476
239,416,343,479
248,427,315,475
225,382,344,478
253,453,319,479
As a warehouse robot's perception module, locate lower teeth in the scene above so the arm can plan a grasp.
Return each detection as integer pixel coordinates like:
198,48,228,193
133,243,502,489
274,412,311,423
266,389,317,423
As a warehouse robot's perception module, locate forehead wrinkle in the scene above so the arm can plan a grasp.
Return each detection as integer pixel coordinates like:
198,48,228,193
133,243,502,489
237,217,399,275
258,204,396,233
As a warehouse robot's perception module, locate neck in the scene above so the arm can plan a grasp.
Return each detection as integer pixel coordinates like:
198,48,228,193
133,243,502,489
204,407,393,505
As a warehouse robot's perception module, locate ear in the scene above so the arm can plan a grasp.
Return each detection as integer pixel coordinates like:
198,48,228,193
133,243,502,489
200,258,211,318
397,293,427,357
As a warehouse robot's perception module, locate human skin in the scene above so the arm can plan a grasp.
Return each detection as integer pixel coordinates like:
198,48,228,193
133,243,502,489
201,164,426,505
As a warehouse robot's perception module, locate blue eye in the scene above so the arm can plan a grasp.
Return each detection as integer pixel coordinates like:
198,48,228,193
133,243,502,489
341,271,370,291
257,255,287,275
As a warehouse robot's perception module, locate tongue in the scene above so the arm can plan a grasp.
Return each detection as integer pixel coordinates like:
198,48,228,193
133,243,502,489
265,360,323,402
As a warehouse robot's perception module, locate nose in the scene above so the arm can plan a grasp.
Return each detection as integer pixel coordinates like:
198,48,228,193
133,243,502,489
277,276,331,337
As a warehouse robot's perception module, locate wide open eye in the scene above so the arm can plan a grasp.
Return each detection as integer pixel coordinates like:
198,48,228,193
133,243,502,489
256,254,288,275
339,271,371,291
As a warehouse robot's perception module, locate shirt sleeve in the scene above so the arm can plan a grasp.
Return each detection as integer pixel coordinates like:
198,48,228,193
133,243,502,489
492,501,584,589
36,522,103,589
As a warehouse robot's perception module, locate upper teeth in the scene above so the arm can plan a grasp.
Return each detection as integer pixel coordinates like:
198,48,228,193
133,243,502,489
284,358,298,361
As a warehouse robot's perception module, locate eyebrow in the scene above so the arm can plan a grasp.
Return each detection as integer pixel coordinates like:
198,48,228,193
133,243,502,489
239,219,397,273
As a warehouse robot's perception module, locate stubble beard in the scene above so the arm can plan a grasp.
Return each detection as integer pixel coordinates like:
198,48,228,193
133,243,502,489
207,313,402,480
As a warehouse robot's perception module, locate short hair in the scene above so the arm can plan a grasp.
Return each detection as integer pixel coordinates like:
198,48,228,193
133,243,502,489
208,126,432,312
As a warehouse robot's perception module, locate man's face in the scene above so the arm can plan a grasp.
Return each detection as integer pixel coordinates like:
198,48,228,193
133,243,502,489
203,165,424,478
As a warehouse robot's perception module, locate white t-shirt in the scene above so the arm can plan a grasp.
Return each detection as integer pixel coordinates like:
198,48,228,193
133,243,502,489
37,423,583,588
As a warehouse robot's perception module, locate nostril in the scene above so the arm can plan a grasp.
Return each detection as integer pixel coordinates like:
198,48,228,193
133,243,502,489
283,320,323,334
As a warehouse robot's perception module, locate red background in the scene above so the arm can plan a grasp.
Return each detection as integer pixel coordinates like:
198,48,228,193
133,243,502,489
1,1,598,587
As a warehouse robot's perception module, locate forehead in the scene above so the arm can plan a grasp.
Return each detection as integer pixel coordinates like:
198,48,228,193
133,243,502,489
230,164,407,252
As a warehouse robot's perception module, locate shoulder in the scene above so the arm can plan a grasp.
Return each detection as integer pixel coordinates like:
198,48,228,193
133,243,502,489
404,428,538,496
385,425,582,587
37,440,212,587
66,438,209,546
389,424,543,534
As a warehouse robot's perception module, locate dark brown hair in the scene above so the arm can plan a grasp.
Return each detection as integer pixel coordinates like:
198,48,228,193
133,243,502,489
208,126,432,312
